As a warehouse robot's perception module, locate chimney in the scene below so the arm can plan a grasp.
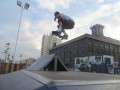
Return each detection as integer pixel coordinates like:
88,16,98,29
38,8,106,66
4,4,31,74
90,24,104,36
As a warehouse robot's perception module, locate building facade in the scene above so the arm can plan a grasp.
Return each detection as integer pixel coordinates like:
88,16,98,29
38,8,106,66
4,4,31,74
41,34,61,56
49,24,120,68
21,58,36,66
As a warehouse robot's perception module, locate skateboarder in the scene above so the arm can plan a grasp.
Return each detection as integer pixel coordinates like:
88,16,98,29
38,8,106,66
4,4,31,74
52,11,75,39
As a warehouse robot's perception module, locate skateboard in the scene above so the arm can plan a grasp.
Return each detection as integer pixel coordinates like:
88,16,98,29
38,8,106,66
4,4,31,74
52,31,68,40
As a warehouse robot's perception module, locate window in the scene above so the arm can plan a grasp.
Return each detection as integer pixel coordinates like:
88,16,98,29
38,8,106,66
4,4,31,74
109,44,114,55
105,43,110,55
93,40,100,55
119,47,120,54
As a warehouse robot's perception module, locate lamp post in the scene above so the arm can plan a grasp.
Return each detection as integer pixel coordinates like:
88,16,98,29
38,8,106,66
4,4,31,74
13,0,30,60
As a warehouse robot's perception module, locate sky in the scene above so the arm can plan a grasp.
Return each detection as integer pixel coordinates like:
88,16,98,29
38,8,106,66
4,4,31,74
0,0,120,60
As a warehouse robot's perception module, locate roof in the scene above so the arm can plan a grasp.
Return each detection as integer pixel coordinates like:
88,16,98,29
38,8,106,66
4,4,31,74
90,24,104,30
50,34,120,50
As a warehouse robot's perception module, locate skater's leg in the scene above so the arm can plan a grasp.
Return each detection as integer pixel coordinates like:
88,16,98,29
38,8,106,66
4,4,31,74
62,29,67,35
56,22,62,33
58,34,63,38
52,25,62,35
62,29,68,39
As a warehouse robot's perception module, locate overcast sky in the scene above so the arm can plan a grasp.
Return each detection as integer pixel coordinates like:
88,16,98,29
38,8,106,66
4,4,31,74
0,0,120,60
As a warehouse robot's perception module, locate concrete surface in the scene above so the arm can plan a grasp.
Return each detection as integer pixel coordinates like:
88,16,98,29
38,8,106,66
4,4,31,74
0,70,120,90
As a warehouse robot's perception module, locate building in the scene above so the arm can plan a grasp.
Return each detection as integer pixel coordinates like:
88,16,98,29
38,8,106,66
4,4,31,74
41,34,61,56
49,24,120,68
21,58,36,66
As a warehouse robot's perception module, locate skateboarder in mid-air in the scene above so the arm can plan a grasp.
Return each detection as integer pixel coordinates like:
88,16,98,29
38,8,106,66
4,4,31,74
52,11,75,40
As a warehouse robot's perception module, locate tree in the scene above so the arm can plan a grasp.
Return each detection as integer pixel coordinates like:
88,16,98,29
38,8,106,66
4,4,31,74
3,43,11,62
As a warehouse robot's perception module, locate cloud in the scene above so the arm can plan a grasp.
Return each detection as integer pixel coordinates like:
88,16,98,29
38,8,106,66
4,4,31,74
101,15,120,40
0,0,58,59
19,18,57,50
75,0,120,26
96,0,105,3
35,0,75,10
65,0,120,41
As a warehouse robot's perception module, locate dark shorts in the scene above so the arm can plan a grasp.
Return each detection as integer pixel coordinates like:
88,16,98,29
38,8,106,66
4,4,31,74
58,20,75,30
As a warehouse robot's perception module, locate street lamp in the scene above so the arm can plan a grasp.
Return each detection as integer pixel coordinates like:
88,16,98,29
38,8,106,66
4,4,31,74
13,0,30,60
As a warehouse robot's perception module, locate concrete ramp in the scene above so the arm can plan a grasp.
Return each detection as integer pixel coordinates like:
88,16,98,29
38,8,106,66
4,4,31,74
26,54,67,71
0,70,49,90
1,70,120,90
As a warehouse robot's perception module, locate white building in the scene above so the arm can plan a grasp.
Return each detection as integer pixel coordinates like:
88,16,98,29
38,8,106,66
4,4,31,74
41,34,61,56
21,58,36,66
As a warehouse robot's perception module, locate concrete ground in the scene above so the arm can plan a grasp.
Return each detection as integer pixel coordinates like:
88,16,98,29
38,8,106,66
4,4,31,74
30,70,120,80
1,70,120,90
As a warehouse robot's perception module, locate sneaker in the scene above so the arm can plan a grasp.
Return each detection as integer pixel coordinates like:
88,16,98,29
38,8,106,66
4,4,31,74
52,31,57,35
58,35,63,38
62,34,68,40
52,31,61,35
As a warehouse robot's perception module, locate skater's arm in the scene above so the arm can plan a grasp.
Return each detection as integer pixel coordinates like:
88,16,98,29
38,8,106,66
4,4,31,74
58,21,62,32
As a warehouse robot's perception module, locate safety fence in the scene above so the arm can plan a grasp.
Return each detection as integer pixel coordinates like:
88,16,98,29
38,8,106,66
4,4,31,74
0,63,25,74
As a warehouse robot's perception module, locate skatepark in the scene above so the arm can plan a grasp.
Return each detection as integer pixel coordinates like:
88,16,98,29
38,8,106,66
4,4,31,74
1,0,120,90
0,54,120,90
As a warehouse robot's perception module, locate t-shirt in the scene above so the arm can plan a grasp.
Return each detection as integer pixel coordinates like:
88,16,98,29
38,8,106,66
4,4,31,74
113,62,118,68
58,14,74,25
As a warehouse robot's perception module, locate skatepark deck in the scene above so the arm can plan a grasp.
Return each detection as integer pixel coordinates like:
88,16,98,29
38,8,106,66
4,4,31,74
1,70,120,90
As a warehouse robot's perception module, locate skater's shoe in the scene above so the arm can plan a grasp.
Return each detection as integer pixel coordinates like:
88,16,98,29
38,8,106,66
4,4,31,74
51,31,54,35
52,31,57,35
64,34,68,39
58,35,63,38
61,34,68,40
52,31,61,36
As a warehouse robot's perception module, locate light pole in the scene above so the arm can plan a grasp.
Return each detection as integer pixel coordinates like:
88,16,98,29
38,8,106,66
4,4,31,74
13,0,30,60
